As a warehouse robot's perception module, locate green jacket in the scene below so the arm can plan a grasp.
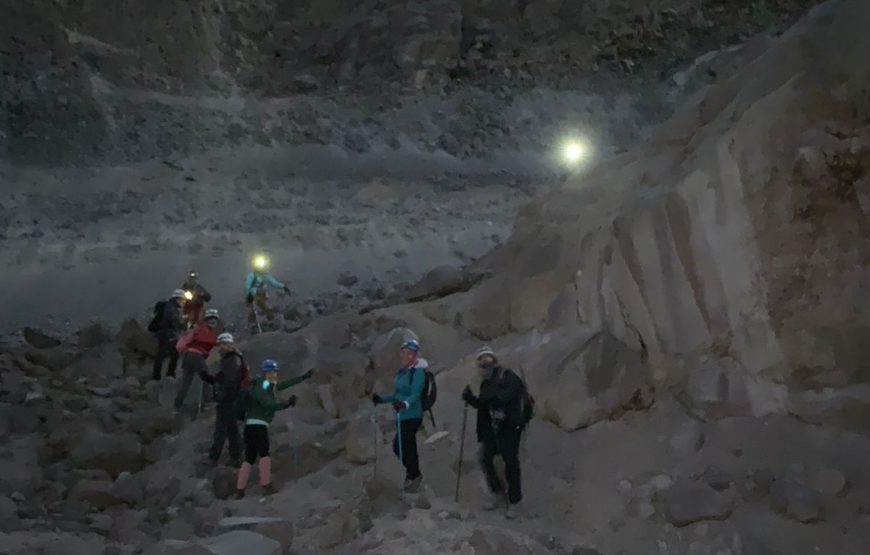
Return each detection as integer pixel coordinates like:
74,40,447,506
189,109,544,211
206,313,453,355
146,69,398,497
246,373,309,424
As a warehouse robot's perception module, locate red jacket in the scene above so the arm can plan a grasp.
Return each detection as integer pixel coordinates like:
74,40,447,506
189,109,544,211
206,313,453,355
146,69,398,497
176,324,217,357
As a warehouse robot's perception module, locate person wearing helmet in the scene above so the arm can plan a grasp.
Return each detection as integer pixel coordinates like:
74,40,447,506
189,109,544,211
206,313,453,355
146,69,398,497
462,346,526,519
245,257,290,326
198,332,248,466
235,359,314,497
181,271,212,328
174,308,223,413
371,339,427,492
150,289,187,380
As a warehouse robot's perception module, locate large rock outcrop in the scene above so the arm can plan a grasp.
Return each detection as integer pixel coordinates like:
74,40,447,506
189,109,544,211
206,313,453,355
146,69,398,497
455,0,870,429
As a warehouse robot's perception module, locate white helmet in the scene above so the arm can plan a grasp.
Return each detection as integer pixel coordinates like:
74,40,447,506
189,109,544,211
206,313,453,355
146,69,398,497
172,289,187,299
217,332,234,344
476,345,496,360
204,309,220,320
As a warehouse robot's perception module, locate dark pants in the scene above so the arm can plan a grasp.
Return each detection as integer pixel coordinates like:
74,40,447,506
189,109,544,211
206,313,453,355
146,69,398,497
184,302,203,327
244,424,270,464
174,352,207,410
210,402,242,463
152,331,179,380
392,417,422,480
480,425,523,504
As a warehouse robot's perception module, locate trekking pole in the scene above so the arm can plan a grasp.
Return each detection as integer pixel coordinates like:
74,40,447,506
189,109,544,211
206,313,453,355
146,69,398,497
396,412,405,499
196,380,204,419
253,307,263,335
371,413,378,480
454,403,469,502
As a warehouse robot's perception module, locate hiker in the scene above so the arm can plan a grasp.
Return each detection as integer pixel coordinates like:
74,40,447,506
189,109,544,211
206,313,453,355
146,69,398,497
462,346,526,518
235,360,314,497
198,332,247,466
181,270,212,327
371,339,427,492
245,258,290,325
174,309,222,412
150,289,187,380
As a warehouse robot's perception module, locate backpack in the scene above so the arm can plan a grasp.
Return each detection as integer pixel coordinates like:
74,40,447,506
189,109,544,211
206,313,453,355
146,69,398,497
235,358,252,421
410,366,438,424
520,382,536,427
147,300,168,333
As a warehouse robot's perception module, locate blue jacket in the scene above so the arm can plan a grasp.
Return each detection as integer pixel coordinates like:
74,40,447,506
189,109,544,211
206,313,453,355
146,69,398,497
382,359,428,422
245,271,285,296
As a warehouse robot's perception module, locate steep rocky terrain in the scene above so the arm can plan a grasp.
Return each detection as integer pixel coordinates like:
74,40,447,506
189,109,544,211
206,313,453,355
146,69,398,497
4,0,870,554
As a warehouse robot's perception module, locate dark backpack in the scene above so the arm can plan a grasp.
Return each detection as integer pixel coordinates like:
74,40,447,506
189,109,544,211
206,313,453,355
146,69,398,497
520,382,536,427
409,366,438,423
147,300,168,332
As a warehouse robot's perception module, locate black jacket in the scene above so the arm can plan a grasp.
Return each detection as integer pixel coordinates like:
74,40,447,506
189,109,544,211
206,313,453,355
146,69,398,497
182,281,212,305
158,299,185,334
467,366,525,442
200,351,244,404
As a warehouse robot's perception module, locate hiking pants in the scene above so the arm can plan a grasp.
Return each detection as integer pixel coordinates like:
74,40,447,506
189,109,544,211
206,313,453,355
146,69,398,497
152,331,179,380
174,352,207,410
247,291,275,322
479,425,523,504
210,402,242,463
244,424,271,464
392,417,422,480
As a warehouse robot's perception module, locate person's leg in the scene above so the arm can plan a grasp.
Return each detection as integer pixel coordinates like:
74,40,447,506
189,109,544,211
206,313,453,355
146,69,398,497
400,418,422,480
226,407,243,465
246,294,256,323
209,403,229,462
500,426,523,505
258,427,272,486
237,425,256,491
255,293,274,321
479,437,504,495
167,340,179,377
173,353,197,410
152,337,166,380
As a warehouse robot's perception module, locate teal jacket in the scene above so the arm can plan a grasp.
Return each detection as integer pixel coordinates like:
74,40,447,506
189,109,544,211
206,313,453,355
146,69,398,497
245,271,285,296
382,359,427,422
246,372,310,425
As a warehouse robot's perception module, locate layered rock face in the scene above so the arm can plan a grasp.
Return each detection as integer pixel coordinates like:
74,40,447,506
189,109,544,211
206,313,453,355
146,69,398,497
456,0,870,429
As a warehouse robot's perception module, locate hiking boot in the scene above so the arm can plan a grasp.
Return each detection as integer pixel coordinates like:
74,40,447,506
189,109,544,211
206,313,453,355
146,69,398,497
482,494,501,511
404,475,423,493
233,489,245,500
262,483,278,496
506,502,522,520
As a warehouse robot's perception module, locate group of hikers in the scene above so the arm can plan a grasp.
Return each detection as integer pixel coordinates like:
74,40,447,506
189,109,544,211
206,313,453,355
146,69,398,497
146,259,533,516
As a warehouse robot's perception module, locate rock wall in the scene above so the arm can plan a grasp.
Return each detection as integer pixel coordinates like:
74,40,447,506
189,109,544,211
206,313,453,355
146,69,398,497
457,0,870,426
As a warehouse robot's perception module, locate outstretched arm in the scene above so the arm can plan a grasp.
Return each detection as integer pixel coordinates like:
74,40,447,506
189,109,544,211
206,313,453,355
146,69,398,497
276,369,314,391
266,274,286,290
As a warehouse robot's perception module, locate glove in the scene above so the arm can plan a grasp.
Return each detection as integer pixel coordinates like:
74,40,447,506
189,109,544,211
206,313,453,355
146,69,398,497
283,286,292,295
392,400,409,412
284,395,297,408
301,369,314,381
371,394,383,405
461,386,474,403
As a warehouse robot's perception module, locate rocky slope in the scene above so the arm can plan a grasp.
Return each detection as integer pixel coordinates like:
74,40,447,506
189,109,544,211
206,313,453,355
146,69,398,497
4,1,870,554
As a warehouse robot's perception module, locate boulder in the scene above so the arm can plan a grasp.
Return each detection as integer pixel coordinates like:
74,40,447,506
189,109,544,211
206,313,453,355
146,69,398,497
212,467,238,500
656,479,734,527
770,479,824,523
70,430,145,477
23,327,62,349
811,466,847,496
70,480,126,510
127,407,183,442
407,265,473,301
200,530,282,555
216,517,294,553
117,318,157,358
25,347,79,371
77,323,112,348
111,472,146,507
317,384,340,418
143,540,212,555
541,332,653,430
0,493,19,526
345,413,381,465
